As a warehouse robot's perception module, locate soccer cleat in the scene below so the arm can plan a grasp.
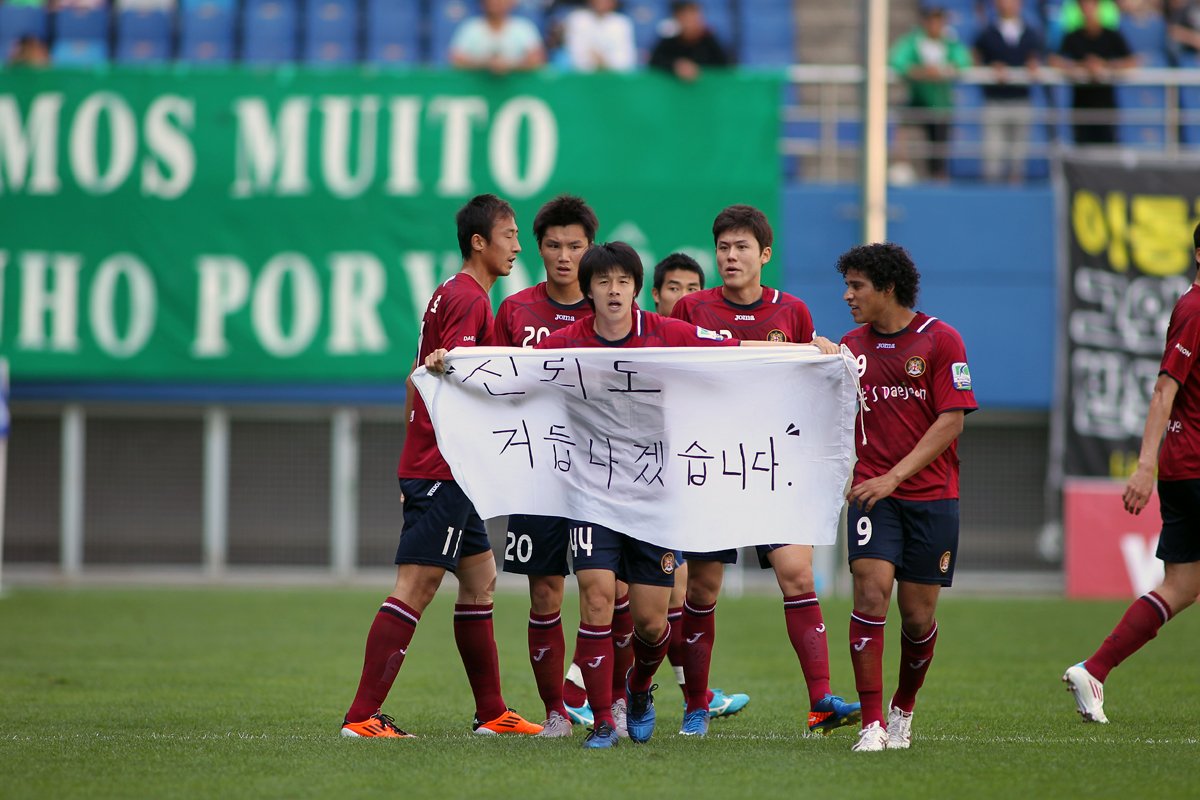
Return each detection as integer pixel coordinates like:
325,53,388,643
808,693,862,735
679,708,710,737
564,700,594,727
611,697,630,739
340,713,415,739
850,721,888,752
582,720,619,749
472,708,544,735
625,677,658,744
536,710,573,738
1063,662,1109,724
886,705,913,749
708,688,750,718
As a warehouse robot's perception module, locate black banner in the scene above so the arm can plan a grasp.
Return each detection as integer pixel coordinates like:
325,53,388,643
1060,156,1199,477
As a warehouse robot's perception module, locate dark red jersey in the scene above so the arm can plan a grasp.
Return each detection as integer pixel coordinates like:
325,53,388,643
1158,285,1200,480
535,309,739,349
493,282,592,347
840,312,978,501
398,272,494,480
670,285,815,343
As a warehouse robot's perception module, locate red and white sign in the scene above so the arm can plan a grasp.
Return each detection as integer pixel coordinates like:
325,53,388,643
1064,479,1164,599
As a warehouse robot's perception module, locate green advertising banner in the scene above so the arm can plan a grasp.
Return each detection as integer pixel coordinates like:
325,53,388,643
0,68,782,383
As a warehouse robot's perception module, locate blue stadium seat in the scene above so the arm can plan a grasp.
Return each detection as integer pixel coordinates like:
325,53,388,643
738,3,793,67
949,84,984,181
54,4,109,42
51,38,108,66
365,0,421,65
0,3,48,62
1117,83,1167,149
304,0,359,64
180,0,235,64
115,9,173,64
242,0,299,65
624,0,669,63
1119,14,1167,62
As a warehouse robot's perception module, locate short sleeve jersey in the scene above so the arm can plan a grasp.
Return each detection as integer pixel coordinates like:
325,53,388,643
1157,285,1200,480
670,286,815,343
397,273,494,480
493,282,592,348
536,309,739,349
840,312,978,500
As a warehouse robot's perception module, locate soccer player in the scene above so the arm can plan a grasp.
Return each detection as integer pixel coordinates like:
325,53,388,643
836,242,977,752
339,194,542,738
652,253,750,719
491,195,608,737
1063,223,1200,725
670,205,860,737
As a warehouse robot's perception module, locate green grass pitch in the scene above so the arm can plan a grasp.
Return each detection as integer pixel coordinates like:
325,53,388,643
0,587,1196,799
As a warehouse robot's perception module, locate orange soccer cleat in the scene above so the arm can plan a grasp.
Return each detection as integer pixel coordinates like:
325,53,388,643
340,713,416,738
471,709,544,735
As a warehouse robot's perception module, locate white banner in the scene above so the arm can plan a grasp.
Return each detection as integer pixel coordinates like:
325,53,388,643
412,347,858,551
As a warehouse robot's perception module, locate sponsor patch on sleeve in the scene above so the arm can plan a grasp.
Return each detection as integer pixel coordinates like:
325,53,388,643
951,362,972,390
696,326,725,341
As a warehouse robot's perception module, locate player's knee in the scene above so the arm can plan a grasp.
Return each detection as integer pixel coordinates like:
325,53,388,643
528,577,563,614
686,567,723,604
775,565,815,596
579,585,614,624
635,616,667,642
852,582,890,616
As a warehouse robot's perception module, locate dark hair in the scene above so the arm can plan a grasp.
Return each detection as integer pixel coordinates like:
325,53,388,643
532,194,599,245
579,242,644,308
653,253,705,291
835,242,920,309
1194,220,1200,252
456,194,515,259
671,1,699,14
712,204,773,251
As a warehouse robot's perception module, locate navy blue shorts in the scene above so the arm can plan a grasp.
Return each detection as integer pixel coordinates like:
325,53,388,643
501,514,571,577
1156,479,1200,563
395,479,491,571
847,497,959,586
755,543,797,570
569,522,678,588
683,548,739,565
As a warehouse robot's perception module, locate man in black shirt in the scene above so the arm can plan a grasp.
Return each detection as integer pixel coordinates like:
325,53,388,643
1051,0,1138,145
649,1,731,81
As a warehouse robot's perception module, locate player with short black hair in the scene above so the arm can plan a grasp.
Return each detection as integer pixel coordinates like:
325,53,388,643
492,194,615,738
340,194,542,739
652,253,705,318
1063,222,1200,724
671,205,859,738
836,242,977,752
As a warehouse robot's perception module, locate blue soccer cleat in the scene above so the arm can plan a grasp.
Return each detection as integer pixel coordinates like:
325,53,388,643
582,720,619,749
808,694,862,735
625,676,658,743
708,688,750,718
679,708,710,737
564,700,594,727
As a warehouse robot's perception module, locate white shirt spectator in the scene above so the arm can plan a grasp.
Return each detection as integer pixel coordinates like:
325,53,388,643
450,15,543,64
563,6,636,72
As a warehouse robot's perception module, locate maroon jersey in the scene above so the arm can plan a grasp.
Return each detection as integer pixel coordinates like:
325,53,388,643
398,272,494,480
670,285,815,343
1158,285,1200,480
841,312,978,501
536,309,739,349
493,282,592,347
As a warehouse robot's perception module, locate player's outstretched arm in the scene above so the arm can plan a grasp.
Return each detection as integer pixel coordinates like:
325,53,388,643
847,410,966,512
1124,373,1180,515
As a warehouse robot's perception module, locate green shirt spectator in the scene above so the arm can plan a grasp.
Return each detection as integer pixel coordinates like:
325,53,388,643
889,8,973,110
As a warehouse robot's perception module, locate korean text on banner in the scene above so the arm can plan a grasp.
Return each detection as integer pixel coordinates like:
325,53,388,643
412,347,858,552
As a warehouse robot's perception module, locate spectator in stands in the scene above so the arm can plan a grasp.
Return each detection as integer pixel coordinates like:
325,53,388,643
974,0,1045,183
7,35,49,67
450,0,546,74
563,0,636,72
649,1,731,82
889,4,972,182
1168,0,1200,62
1052,0,1138,145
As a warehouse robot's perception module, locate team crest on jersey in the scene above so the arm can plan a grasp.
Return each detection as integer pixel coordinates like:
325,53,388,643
766,329,787,342
939,551,952,574
904,356,926,378
951,362,972,390
660,552,677,574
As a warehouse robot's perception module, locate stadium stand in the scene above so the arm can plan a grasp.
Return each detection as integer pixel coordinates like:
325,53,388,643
364,0,420,65
303,0,359,64
179,0,236,64
241,0,299,65
115,5,174,63
0,0,48,62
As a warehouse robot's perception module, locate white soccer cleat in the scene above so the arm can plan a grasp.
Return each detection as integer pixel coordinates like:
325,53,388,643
536,710,573,738
1063,662,1109,724
886,705,912,749
611,697,630,739
850,721,889,752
